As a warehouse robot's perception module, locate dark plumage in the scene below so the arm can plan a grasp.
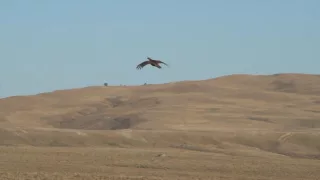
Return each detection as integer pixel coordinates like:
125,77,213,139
136,57,169,70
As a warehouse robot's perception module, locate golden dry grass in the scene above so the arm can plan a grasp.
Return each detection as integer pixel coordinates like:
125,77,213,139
0,73,320,179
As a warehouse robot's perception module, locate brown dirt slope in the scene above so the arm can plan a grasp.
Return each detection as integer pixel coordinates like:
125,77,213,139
1,73,320,180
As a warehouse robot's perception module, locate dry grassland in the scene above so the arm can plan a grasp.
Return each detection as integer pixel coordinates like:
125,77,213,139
0,73,320,179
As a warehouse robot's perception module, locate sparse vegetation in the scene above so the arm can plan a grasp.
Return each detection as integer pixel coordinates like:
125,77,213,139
1,73,320,179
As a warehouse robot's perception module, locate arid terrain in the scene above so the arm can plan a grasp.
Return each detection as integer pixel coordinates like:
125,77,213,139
1,73,320,180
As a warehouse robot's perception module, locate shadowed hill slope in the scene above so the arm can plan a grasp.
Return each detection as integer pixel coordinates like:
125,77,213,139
1,73,320,160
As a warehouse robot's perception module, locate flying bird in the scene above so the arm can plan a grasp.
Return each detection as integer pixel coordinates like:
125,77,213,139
136,57,169,70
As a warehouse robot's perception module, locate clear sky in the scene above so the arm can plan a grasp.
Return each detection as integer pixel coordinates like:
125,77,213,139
0,0,319,98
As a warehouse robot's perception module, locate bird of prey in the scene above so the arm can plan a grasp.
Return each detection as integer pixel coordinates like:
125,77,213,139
136,57,169,70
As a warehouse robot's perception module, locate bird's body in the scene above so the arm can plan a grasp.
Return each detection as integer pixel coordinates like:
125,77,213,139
136,57,169,70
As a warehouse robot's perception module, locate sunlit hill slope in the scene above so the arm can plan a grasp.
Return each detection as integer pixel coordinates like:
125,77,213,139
1,73,320,159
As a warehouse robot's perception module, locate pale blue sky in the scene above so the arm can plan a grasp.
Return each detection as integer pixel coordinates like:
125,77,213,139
0,0,319,97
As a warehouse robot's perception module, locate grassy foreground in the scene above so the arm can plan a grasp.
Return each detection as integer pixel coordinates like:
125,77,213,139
1,146,319,180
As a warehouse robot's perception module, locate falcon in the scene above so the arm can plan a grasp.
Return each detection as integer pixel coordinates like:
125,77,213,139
136,57,169,70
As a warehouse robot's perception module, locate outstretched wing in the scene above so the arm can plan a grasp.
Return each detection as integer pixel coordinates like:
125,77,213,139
136,60,151,70
155,60,169,67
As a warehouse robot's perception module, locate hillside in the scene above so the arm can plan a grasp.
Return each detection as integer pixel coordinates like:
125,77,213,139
1,73,320,180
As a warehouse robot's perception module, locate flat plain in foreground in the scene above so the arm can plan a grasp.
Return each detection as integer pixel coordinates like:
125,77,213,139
1,146,319,180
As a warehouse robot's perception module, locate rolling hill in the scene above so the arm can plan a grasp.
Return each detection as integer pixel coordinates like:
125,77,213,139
1,73,320,180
